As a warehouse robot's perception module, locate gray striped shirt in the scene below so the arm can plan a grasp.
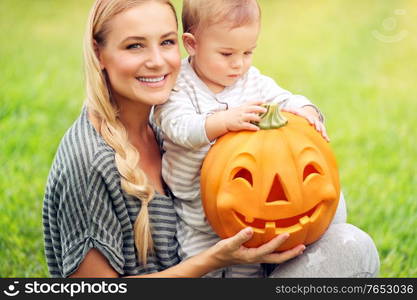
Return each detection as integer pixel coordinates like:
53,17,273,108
43,107,179,277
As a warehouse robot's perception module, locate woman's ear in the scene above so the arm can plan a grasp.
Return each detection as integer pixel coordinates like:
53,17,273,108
182,33,197,56
93,39,105,70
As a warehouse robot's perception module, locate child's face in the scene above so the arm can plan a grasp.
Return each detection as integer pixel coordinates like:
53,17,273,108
188,21,259,93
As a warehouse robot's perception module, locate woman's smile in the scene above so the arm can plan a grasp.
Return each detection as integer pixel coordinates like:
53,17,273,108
136,74,169,87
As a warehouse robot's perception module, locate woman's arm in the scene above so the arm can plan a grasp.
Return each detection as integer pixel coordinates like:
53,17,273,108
69,249,120,278
70,228,305,278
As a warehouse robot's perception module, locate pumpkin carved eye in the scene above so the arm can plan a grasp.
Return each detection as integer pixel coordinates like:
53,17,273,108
303,163,321,181
232,168,253,186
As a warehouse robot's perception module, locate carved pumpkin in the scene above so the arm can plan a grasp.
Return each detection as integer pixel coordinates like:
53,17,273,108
200,104,340,251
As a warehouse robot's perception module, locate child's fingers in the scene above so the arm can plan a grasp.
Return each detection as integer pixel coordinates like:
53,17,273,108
241,123,260,131
283,108,315,125
241,104,267,116
237,113,261,130
246,112,262,123
319,123,330,142
313,121,330,142
305,115,315,125
246,100,266,107
247,105,267,115
276,108,331,142
314,119,321,131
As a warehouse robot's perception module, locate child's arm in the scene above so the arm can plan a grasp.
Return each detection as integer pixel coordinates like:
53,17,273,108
247,67,328,141
154,90,213,150
155,91,266,149
205,100,266,141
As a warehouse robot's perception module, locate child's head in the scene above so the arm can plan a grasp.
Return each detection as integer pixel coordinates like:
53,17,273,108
182,0,261,93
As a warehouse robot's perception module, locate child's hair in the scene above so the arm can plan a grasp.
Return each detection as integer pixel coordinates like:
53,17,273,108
83,0,177,265
182,0,260,35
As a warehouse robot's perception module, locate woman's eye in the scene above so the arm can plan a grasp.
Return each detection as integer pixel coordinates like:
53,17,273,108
221,53,232,57
161,39,176,46
127,43,143,50
244,51,253,55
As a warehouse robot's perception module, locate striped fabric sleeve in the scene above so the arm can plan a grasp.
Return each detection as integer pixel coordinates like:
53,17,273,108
149,108,165,150
49,152,125,277
154,90,211,150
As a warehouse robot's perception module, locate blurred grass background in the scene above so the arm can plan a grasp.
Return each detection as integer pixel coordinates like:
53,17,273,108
0,0,416,277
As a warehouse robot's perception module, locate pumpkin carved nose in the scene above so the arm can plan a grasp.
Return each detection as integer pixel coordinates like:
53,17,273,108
266,174,288,203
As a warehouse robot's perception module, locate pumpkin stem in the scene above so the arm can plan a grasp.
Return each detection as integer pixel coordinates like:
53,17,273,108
256,103,288,130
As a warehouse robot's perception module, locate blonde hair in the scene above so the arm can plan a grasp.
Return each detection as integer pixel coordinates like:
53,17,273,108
83,0,177,265
182,0,260,35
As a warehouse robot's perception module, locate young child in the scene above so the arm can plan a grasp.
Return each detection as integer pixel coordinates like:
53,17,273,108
154,0,327,277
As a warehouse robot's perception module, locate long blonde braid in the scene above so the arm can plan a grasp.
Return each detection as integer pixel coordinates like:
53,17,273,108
83,0,176,265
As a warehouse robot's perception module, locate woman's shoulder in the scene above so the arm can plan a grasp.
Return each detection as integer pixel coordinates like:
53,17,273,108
63,108,112,159
46,107,117,192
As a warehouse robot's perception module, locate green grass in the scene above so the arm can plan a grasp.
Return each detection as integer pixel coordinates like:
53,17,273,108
1,0,416,277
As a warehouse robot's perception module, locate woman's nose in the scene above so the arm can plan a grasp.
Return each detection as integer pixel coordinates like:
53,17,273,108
145,47,164,69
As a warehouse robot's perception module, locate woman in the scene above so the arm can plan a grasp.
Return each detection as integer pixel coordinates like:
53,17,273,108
42,0,305,278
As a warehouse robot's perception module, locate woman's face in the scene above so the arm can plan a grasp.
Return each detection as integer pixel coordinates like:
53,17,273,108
98,1,180,106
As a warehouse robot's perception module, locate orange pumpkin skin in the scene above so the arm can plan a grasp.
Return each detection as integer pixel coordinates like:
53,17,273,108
200,112,340,251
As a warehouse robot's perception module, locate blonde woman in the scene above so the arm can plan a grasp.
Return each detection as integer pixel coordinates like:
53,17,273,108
42,0,304,278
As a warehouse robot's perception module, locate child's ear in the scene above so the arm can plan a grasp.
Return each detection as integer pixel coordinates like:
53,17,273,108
182,33,197,56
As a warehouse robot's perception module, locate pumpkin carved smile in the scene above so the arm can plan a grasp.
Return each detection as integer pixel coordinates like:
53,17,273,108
234,202,323,230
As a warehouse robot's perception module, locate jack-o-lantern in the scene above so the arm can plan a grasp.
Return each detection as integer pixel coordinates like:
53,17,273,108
200,103,340,251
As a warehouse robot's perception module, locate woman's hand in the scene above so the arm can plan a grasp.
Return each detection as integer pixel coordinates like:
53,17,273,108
209,227,306,267
281,106,330,142
69,227,305,278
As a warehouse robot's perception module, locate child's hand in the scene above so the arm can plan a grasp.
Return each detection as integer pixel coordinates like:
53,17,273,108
222,100,267,132
281,106,330,142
